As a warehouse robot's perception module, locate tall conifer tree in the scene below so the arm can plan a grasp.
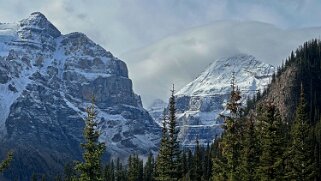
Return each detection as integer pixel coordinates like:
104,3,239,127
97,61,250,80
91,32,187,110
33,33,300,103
128,154,143,181
203,143,212,181
285,84,316,180
239,115,260,181
212,136,227,181
76,98,105,181
314,118,321,180
217,73,242,181
194,139,203,181
144,152,155,181
156,111,170,181
167,85,182,180
257,102,285,181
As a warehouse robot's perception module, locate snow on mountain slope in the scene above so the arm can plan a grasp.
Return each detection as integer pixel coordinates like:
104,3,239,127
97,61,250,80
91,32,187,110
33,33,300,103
0,12,160,179
147,99,167,126
176,54,273,96
174,54,275,147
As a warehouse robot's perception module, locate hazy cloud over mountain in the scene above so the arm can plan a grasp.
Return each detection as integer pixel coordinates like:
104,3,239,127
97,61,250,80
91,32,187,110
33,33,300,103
123,22,321,105
1,0,321,105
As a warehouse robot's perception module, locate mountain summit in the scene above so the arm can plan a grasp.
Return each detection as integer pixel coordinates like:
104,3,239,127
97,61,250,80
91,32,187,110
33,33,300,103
0,12,160,179
173,54,275,147
18,12,61,38
176,54,274,97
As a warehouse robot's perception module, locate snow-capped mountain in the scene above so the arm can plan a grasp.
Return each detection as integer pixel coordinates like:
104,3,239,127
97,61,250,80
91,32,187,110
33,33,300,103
147,99,167,126
174,54,275,147
0,12,160,178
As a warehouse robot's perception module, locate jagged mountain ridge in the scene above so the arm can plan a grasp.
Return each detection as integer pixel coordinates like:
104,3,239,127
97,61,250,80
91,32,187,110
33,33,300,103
172,54,275,147
0,12,160,179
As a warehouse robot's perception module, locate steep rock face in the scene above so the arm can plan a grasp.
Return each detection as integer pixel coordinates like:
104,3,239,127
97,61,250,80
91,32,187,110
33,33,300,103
256,40,321,124
0,12,160,179
256,65,299,121
173,54,275,147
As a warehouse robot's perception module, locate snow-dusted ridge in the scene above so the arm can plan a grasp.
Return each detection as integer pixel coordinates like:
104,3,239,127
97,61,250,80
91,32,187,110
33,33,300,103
173,54,275,147
176,54,274,97
147,99,168,126
0,12,160,174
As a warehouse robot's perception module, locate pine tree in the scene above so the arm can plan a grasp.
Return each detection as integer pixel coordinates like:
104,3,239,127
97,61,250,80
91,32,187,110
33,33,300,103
155,111,170,181
103,164,112,181
181,150,188,179
257,102,285,181
187,149,194,179
109,160,115,181
167,85,182,180
64,162,77,181
216,73,242,181
203,143,212,181
116,158,123,181
122,168,128,181
194,139,203,181
128,154,140,181
144,152,155,181
138,158,144,181
128,154,144,181
0,151,13,173
285,85,316,180
31,173,38,181
76,98,106,181
54,175,63,181
239,115,260,181
315,118,321,180
212,136,227,181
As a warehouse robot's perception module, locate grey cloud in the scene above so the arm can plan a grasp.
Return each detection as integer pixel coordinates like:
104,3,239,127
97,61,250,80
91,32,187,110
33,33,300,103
122,21,321,106
2,0,321,55
77,13,87,20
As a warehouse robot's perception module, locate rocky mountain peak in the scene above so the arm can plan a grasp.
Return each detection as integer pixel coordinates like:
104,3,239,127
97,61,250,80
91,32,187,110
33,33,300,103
209,54,256,71
171,54,274,147
18,12,61,38
176,54,274,97
28,12,47,20
0,12,160,179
